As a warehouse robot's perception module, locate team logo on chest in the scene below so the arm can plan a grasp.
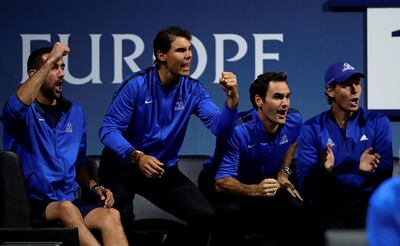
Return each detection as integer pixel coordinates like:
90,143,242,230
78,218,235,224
279,134,289,145
327,137,335,146
360,134,369,141
65,122,73,133
174,100,185,111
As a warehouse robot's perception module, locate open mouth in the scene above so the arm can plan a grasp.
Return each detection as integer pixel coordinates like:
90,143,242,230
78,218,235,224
350,98,359,104
277,110,287,119
181,63,190,72
55,81,63,94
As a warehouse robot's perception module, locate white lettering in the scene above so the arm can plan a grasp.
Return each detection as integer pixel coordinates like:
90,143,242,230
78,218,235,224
59,34,102,85
19,33,285,85
112,34,144,83
20,34,51,83
213,34,248,83
190,35,207,79
253,34,283,78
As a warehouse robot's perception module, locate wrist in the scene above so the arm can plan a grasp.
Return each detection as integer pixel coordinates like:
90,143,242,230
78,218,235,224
280,166,292,177
130,149,144,162
91,184,104,192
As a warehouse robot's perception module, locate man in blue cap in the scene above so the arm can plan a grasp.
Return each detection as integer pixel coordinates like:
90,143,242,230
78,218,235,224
296,62,393,229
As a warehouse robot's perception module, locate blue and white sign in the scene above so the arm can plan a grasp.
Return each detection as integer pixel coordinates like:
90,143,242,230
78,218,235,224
1,0,399,155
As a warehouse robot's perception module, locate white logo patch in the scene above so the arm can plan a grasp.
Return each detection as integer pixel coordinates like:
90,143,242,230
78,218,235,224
65,122,73,133
342,62,355,72
327,138,335,146
279,135,288,145
174,100,184,111
144,99,153,104
247,144,256,149
360,134,369,141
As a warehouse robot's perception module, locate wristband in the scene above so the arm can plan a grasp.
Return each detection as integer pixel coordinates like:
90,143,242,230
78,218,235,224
91,184,104,192
130,150,144,162
281,166,292,177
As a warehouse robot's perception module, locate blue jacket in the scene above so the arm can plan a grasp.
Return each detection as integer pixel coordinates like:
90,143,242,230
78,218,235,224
215,109,302,184
367,177,400,246
99,67,238,168
296,108,393,198
2,95,87,203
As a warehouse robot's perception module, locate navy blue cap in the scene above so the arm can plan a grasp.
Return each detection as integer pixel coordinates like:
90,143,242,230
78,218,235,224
324,62,365,86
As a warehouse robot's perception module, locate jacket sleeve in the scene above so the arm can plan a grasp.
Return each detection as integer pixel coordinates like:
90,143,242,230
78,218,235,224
215,129,241,180
194,85,238,139
75,109,87,168
367,178,400,246
3,95,29,123
2,95,29,136
99,82,136,160
296,123,324,196
373,114,393,187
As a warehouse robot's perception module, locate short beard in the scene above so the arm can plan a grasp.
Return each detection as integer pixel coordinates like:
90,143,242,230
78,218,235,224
40,83,60,102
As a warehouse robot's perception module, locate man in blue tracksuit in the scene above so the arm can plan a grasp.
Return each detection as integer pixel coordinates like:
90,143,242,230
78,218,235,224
296,62,393,229
200,72,306,245
98,26,239,245
2,43,128,245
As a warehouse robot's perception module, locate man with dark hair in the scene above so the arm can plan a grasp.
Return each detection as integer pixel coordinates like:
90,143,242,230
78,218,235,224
296,62,393,229
99,26,239,245
199,72,305,245
2,43,128,246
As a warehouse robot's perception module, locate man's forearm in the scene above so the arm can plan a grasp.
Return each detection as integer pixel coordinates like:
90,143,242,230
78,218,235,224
17,59,54,105
215,177,261,197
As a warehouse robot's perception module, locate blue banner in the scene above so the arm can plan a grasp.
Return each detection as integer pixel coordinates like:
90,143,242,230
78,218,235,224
1,0,399,156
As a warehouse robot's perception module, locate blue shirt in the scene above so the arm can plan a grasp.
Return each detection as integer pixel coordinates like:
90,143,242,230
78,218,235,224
296,108,393,197
215,109,302,184
2,95,87,203
367,177,400,246
99,67,238,168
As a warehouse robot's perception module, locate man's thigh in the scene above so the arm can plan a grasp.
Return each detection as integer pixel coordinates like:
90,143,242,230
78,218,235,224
137,166,215,221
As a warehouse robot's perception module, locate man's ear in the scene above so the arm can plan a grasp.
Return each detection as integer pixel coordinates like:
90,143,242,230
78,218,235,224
28,69,36,78
326,85,335,98
255,94,263,108
157,50,166,62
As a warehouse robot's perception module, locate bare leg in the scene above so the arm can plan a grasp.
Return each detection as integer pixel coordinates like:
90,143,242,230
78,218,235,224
84,207,129,246
44,201,100,246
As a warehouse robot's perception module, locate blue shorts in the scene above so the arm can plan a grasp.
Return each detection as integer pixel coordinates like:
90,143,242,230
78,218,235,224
30,197,101,221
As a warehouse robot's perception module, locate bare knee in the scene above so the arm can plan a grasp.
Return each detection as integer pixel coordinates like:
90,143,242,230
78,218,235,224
57,201,82,223
45,201,83,226
100,208,123,230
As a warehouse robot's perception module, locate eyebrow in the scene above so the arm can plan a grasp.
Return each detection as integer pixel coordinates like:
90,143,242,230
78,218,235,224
273,91,291,96
175,45,192,52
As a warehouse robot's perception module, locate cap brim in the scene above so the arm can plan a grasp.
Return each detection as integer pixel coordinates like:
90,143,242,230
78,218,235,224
332,71,366,84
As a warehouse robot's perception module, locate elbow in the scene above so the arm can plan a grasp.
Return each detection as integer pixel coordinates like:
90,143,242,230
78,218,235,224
215,179,227,193
215,179,223,193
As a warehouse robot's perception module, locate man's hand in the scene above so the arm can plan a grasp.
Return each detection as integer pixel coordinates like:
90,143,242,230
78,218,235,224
93,187,114,208
137,154,165,178
360,147,381,172
322,144,334,172
258,178,279,197
219,72,239,109
46,42,70,65
277,170,303,201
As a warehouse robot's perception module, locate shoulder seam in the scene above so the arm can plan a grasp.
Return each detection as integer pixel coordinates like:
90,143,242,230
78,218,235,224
112,67,153,100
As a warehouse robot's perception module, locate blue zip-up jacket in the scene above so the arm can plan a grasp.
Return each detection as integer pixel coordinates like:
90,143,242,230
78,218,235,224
99,67,238,167
215,109,302,184
296,108,393,198
2,95,87,203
